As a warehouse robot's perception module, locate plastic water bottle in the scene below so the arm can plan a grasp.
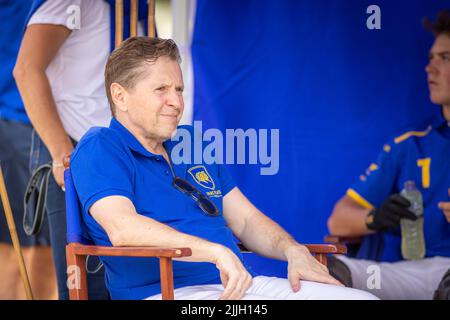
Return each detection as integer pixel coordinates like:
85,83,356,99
400,181,425,260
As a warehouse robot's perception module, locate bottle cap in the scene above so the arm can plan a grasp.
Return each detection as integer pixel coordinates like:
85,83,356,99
404,180,417,191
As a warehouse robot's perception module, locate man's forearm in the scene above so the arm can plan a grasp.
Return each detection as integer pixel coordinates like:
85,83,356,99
328,195,374,237
14,68,73,161
238,209,300,261
110,211,227,264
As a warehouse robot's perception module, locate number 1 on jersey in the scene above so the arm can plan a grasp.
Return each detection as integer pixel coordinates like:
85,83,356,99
417,158,431,189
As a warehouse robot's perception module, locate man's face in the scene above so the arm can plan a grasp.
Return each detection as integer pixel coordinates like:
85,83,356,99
426,34,450,106
124,56,184,141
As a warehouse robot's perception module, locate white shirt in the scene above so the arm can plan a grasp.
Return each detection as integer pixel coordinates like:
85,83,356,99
28,0,112,141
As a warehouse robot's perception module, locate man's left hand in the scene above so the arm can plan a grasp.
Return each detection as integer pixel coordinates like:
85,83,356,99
438,188,450,223
285,245,343,292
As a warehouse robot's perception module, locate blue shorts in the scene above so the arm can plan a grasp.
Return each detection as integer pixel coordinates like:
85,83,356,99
0,118,50,246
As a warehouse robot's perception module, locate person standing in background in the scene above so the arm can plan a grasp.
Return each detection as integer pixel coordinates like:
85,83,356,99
13,0,116,299
0,0,56,300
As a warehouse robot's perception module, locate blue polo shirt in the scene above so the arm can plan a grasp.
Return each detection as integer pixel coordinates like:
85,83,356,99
347,112,450,262
0,0,32,124
71,118,253,299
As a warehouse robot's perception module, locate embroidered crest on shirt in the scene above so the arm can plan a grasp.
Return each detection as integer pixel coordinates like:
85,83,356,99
188,165,216,190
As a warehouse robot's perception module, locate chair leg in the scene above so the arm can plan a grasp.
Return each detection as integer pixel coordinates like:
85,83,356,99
159,257,174,300
66,244,88,300
315,253,328,266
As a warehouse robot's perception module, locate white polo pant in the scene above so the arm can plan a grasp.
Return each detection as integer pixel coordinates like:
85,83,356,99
336,255,450,300
145,275,378,300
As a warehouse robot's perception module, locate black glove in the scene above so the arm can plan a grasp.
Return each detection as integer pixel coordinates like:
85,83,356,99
365,194,417,232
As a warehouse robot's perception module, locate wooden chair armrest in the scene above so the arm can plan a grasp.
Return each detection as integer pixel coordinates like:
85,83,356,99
66,243,192,300
324,235,362,245
304,244,347,255
68,243,192,258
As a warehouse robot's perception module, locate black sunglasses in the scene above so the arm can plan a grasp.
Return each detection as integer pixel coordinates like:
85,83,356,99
172,177,220,217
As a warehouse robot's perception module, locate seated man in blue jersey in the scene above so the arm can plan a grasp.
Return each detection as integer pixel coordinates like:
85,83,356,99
327,10,450,300
70,36,377,300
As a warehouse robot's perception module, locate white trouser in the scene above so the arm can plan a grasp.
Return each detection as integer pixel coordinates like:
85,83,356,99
146,275,378,300
336,255,450,300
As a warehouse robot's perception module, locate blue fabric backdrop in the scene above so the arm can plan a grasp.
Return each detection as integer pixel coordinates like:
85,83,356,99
192,0,448,277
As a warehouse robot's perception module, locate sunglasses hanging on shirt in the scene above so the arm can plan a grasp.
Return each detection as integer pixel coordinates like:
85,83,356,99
172,177,220,217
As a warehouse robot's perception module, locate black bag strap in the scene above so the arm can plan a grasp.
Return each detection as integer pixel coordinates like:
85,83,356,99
86,255,104,274
23,161,104,274
23,163,52,236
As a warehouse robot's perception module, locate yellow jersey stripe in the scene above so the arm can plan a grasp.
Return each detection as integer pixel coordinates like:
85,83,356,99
346,188,375,210
394,126,431,144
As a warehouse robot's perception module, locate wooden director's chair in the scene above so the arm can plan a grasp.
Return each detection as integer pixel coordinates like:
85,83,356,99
64,158,346,300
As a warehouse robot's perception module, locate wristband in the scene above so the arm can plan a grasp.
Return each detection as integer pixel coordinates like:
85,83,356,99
52,161,64,168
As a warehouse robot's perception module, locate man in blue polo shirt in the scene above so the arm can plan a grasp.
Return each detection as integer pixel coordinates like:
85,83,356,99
70,36,377,300
327,10,450,299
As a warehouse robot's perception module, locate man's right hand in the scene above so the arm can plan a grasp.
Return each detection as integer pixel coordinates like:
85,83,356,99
51,146,73,190
365,194,417,232
213,246,253,300
52,164,66,190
